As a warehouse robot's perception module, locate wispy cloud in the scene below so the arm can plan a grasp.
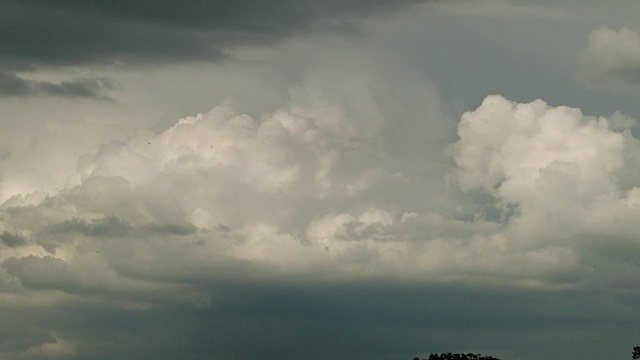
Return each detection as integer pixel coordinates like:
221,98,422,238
579,26,640,88
0,72,116,99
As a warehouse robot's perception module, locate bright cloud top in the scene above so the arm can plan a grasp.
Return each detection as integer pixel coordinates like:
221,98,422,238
455,96,640,287
455,95,625,202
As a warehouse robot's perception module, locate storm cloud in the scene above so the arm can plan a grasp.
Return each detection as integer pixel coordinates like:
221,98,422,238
3,1,640,359
0,0,426,98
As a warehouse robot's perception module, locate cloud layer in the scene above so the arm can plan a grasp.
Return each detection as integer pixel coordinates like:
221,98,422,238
0,0,426,98
2,88,640,358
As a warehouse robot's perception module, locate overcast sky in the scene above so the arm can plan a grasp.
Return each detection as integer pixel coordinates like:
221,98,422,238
2,1,640,359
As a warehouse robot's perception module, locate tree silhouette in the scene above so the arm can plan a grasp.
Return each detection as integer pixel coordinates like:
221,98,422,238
633,346,640,360
413,353,500,360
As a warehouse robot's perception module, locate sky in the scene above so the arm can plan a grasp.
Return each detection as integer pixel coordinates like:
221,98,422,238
1,0,640,359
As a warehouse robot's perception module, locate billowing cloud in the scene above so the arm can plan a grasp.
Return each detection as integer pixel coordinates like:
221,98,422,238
3,89,640,358
4,93,640,284
579,26,640,86
454,95,625,201
454,95,640,288
5,3,640,358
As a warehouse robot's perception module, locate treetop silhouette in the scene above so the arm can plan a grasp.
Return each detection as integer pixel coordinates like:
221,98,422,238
413,353,500,360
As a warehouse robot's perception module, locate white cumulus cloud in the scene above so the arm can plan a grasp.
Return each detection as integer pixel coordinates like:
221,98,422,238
3,90,640,313
453,95,640,262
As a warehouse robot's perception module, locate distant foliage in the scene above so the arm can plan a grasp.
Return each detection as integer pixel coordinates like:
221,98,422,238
633,346,640,360
413,353,501,360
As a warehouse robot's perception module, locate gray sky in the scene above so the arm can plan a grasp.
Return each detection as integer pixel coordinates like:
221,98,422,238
2,1,640,359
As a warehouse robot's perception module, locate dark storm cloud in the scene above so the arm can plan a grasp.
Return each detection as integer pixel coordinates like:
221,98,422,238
0,0,429,67
0,231,26,247
3,256,78,291
0,0,427,97
1,282,638,359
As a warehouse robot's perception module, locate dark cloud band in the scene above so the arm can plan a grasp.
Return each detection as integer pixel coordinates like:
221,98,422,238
0,0,427,98
1,0,429,64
